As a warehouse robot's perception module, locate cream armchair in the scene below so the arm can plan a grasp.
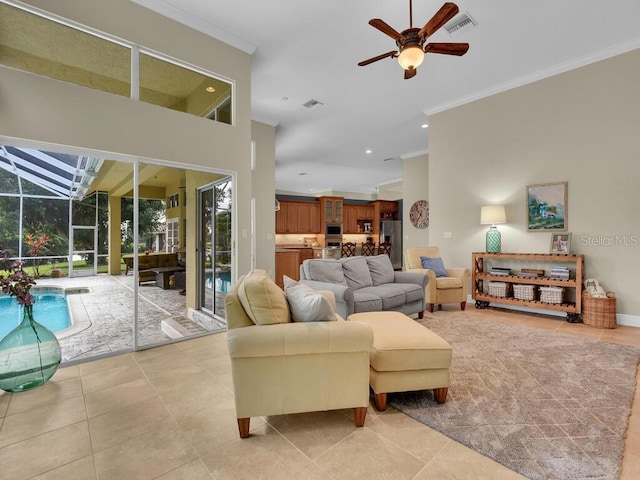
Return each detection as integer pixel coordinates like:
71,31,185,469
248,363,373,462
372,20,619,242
225,270,373,438
404,247,471,313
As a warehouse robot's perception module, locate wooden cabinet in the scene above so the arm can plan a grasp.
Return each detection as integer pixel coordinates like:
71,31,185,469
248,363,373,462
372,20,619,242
320,196,343,224
343,204,375,233
297,202,320,233
275,201,320,234
471,252,584,321
275,250,300,287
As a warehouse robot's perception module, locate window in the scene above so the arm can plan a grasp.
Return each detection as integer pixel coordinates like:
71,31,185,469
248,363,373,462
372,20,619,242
0,2,233,124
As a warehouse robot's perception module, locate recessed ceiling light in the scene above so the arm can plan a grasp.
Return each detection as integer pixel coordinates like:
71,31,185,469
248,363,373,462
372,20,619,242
281,96,289,101
298,172,309,176
205,86,216,93
365,149,372,154
421,124,429,129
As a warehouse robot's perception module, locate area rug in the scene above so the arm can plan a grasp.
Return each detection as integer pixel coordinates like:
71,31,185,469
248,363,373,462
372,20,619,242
388,313,640,480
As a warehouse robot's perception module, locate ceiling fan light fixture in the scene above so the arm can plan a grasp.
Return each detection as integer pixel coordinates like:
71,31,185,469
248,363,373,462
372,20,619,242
397,45,424,70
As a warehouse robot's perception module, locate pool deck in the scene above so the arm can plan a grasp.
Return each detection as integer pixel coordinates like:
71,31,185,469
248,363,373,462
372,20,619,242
33,274,222,363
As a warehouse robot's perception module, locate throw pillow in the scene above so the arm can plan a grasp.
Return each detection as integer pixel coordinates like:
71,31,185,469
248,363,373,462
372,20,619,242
283,276,336,322
340,256,373,289
237,269,290,325
307,259,347,285
420,256,448,278
366,254,395,286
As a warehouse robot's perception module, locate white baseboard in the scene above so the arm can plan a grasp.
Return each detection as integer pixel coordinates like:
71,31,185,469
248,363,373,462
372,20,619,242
467,296,640,328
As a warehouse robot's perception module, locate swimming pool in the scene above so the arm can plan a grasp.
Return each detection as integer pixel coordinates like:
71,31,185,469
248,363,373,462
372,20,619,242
0,290,71,340
206,271,232,293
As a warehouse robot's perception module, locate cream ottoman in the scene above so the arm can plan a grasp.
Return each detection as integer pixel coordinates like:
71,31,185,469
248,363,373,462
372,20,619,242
348,311,452,411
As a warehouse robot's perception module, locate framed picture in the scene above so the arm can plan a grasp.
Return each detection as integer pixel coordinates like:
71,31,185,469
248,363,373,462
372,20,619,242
526,181,568,232
550,233,572,254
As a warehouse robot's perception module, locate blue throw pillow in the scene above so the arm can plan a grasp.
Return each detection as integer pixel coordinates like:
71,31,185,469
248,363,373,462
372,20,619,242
420,256,448,278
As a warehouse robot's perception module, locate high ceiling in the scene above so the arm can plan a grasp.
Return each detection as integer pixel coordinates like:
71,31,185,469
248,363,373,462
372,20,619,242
133,0,640,195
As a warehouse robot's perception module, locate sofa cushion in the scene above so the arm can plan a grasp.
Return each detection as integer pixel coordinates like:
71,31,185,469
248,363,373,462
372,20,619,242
340,256,373,289
237,269,290,325
420,256,448,277
353,291,383,313
158,253,178,267
435,277,463,290
358,285,406,310
283,276,336,322
306,259,348,285
366,254,395,286
391,283,424,303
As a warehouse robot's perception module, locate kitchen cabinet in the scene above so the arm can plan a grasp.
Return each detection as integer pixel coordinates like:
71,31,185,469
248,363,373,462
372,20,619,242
343,204,375,233
320,196,343,224
275,249,300,287
275,201,320,234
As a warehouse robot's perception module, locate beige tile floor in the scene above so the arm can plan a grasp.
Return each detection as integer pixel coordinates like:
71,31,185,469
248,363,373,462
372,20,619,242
0,306,639,479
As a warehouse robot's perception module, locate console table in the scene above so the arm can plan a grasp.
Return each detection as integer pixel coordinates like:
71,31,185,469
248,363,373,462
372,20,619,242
471,252,584,322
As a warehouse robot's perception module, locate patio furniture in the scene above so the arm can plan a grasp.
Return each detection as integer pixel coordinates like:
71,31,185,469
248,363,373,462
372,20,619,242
150,266,186,289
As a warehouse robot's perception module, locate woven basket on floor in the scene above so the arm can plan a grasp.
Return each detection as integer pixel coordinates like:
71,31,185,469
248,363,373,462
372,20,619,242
582,291,617,328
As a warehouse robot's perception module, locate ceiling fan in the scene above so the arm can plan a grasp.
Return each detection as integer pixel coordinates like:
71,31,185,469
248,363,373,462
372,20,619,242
358,1,469,79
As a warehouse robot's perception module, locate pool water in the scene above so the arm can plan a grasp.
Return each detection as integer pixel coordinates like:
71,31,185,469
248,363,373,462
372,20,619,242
0,293,71,341
206,271,232,293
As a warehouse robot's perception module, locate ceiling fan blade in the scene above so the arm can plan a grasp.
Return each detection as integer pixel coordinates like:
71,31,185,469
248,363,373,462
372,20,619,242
419,2,459,38
424,42,469,56
404,68,417,80
358,50,398,66
369,18,404,41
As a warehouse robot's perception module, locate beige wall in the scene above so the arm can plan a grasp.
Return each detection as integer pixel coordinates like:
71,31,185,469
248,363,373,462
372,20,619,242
251,121,276,277
402,154,430,250
428,49,640,317
0,0,259,277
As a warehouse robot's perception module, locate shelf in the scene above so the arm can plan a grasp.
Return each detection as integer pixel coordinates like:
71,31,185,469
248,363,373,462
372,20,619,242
476,273,577,287
471,252,584,322
474,293,577,313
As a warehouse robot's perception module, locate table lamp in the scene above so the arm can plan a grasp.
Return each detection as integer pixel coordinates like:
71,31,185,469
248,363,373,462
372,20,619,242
480,205,507,253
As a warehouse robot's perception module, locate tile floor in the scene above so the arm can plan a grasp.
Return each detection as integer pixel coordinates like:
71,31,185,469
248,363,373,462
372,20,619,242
1,306,639,479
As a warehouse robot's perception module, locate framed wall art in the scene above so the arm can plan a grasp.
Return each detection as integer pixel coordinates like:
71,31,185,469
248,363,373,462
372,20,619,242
550,232,572,254
526,181,567,232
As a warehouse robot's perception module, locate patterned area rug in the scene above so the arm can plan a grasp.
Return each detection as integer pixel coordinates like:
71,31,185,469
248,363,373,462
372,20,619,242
388,313,640,480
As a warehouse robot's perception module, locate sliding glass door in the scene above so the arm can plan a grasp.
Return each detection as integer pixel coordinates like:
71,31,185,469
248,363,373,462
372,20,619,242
198,178,232,318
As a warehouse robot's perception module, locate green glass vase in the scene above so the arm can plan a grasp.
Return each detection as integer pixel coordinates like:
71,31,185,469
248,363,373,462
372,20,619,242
0,305,62,392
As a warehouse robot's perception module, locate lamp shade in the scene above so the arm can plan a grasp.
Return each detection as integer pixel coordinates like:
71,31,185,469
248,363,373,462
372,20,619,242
480,205,506,225
398,46,424,70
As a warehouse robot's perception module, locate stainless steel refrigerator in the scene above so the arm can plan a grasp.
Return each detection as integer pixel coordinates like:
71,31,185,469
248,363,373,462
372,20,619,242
379,220,402,269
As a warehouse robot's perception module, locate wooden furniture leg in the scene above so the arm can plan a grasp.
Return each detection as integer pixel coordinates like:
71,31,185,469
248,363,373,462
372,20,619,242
418,311,424,319
354,406,367,427
238,418,250,438
428,303,435,313
374,392,388,411
460,301,466,311
434,387,448,404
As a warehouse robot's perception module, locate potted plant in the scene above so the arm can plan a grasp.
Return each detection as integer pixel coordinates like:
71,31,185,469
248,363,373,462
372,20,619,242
0,258,61,392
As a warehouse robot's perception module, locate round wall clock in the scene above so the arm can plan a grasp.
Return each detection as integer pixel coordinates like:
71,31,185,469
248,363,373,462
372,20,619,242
409,200,429,229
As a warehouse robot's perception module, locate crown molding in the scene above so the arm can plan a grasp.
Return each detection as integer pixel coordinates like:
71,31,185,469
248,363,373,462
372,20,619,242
425,38,640,117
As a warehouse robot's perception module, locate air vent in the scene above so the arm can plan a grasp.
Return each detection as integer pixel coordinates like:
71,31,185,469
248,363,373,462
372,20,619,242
302,99,324,109
444,12,477,37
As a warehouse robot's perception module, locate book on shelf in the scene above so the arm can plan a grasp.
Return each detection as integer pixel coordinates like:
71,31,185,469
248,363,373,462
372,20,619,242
490,267,512,275
521,268,545,276
516,271,542,278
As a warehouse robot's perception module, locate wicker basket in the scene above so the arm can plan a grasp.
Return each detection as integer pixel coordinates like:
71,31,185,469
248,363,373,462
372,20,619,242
582,291,617,328
488,281,509,298
513,284,536,301
540,286,564,304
